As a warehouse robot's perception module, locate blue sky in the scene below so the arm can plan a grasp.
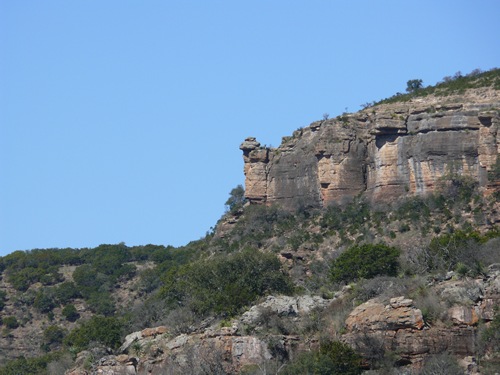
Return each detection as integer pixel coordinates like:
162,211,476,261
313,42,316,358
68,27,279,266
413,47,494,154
1,1,499,256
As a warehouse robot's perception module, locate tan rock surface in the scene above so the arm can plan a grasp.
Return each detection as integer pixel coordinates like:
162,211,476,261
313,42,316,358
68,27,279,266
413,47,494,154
241,89,500,210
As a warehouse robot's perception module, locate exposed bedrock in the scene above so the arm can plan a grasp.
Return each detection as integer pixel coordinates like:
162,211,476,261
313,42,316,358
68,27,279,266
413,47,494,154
241,91,500,209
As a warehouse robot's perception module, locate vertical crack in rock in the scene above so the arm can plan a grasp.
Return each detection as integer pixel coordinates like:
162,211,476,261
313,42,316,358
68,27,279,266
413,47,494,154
241,93,500,209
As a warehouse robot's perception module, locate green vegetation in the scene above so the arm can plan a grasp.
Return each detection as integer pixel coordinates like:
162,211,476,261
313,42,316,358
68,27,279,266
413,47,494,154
63,315,123,351
33,288,57,314
406,78,423,93
480,309,500,354
41,325,66,351
0,76,499,373
159,248,293,317
225,184,246,213
62,304,79,322
375,68,500,105
0,352,65,375
330,244,400,283
53,282,81,305
489,156,500,182
2,316,19,329
0,290,6,311
282,341,362,375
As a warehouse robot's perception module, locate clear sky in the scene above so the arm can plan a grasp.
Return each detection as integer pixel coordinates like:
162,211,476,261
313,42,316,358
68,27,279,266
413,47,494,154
1,1,499,256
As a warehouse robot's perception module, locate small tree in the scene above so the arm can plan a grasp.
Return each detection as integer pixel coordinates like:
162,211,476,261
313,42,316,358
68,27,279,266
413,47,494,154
225,185,246,213
330,244,400,283
406,79,423,94
62,304,80,322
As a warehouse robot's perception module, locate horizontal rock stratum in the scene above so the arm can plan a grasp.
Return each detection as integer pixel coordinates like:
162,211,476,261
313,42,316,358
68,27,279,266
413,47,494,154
240,88,500,210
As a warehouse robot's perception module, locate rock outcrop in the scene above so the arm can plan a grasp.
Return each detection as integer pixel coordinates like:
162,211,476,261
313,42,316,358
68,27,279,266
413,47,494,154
342,297,477,366
341,266,500,369
241,89,500,211
66,266,500,374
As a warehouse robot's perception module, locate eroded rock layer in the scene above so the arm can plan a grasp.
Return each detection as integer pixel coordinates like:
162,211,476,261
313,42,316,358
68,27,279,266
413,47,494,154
241,89,500,210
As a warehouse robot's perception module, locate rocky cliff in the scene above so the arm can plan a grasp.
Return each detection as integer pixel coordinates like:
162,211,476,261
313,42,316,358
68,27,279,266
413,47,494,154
241,88,500,210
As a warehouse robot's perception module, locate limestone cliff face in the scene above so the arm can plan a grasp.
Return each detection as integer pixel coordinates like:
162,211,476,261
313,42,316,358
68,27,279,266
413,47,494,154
241,89,500,210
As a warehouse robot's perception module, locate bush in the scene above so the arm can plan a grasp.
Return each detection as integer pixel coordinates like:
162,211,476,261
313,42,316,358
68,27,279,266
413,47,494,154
54,282,81,304
488,156,500,182
72,264,103,295
480,309,500,355
0,290,6,311
86,291,115,316
160,249,294,317
420,352,463,375
3,316,19,329
62,304,80,322
63,316,123,351
0,353,63,375
33,289,57,314
321,200,371,235
42,325,66,351
427,230,483,272
353,276,418,303
330,244,400,283
229,205,294,249
283,341,362,375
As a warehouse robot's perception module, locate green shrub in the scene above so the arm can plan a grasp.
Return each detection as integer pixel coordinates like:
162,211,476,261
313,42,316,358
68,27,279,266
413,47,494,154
0,352,63,375
72,264,103,295
63,315,123,351
481,309,500,355
396,197,430,222
375,68,500,105
33,289,57,314
283,341,362,375
229,205,294,248
0,290,6,311
54,282,81,304
62,304,80,322
321,200,371,235
488,156,500,182
86,291,115,316
330,244,400,283
83,244,132,275
42,325,66,351
427,230,483,272
3,316,19,329
7,267,43,291
160,249,294,317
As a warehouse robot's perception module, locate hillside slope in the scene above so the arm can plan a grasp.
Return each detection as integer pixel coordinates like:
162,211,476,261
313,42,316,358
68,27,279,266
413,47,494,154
1,69,499,375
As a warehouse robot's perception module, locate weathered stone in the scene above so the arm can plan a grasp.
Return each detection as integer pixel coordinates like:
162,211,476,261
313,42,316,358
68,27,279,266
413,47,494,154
240,295,329,325
141,325,168,338
241,90,500,210
345,298,424,331
389,296,414,308
449,305,480,326
118,331,142,353
240,137,261,151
